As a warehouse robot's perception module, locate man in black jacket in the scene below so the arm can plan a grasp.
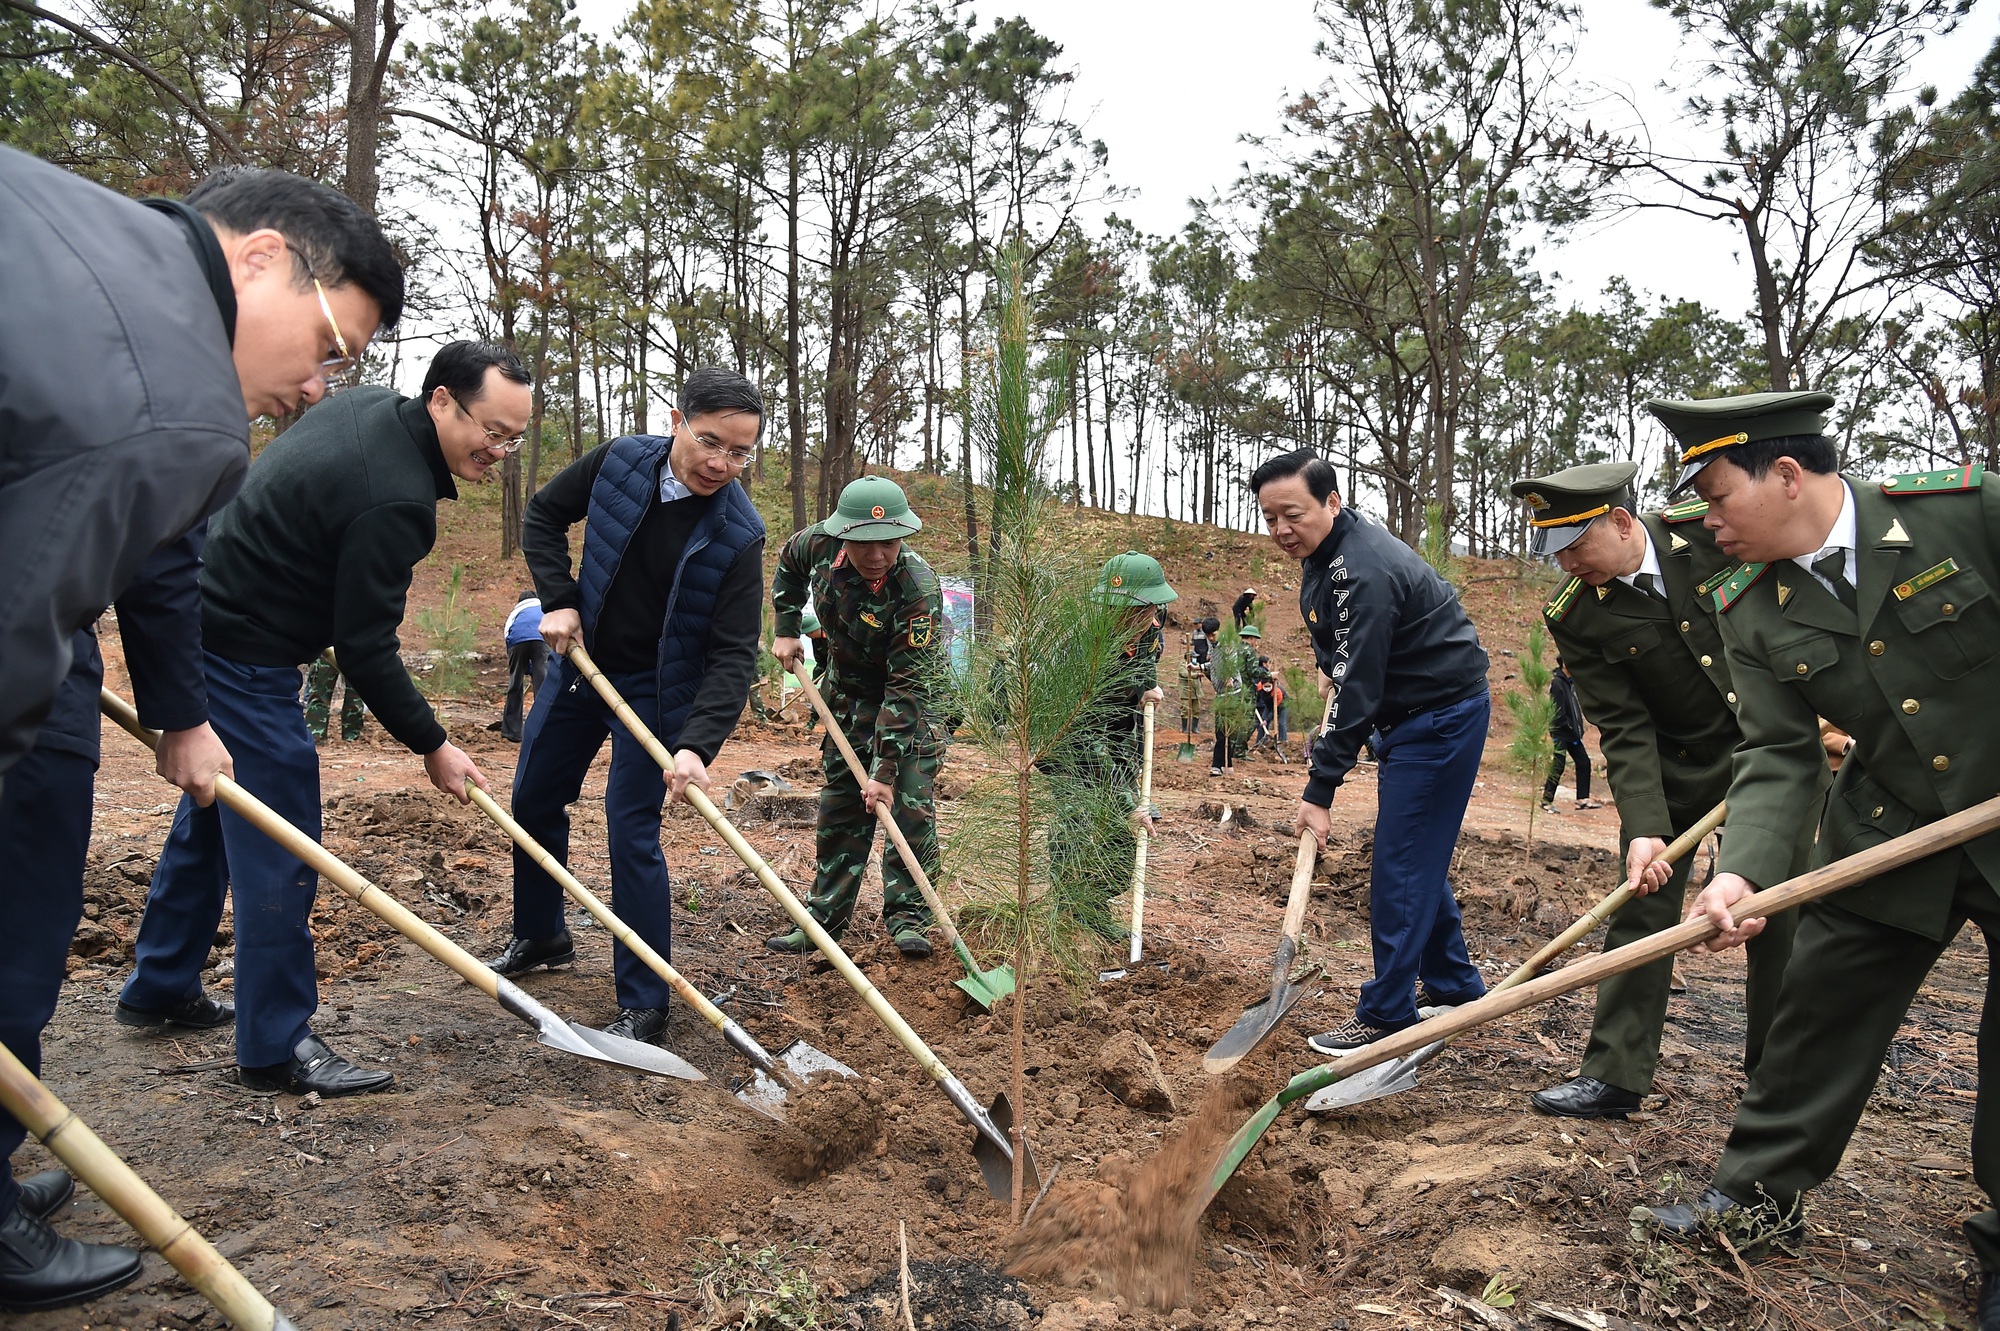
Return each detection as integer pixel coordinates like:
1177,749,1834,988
1251,448,1493,1052
0,153,402,1313
1542,657,1598,811
487,368,766,1046
119,341,520,1102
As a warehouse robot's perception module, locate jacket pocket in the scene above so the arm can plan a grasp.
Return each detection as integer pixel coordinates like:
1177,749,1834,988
1766,632,1841,684
1891,565,2000,679
1601,623,1661,664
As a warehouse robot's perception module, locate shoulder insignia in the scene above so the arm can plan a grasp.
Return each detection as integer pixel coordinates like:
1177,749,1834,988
1544,576,1585,622
1661,498,1710,523
1881,517,1911,544
1711,562,1771,613
860,611,883,628
907,612,934,647
1894,558,1960,601
1668,531,1690,553
1883,464,1983,495
1776,581,1793,608
1595,585,1611,601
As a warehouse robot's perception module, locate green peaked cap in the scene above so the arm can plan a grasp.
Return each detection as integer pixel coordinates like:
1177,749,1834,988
825,475,922,540
1510,461,1640,557
1093,550,1178,606
1649,390,1836,496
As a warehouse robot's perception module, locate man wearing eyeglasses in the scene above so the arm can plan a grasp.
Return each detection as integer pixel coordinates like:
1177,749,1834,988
118,340,525,1103
489,368,767,1047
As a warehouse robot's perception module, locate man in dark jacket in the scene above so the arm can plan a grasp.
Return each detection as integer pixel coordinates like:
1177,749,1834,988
1251,448,1493,1052
1542,657,1598,811
489,368,766,1045
0,153,402,1313
119,341,515,1101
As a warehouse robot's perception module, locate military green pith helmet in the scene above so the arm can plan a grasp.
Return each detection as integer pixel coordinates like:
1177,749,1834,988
800,611,822,636
825,475,922,540
1239,625,1262,640
1651,390,1836,496
1092,550,1179,606
1510,461,1640,558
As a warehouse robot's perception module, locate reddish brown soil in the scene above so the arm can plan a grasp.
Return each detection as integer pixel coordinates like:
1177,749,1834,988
16,487,1991,1329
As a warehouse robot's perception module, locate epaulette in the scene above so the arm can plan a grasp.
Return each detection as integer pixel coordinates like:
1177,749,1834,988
1661,497,1710,523
1710,562,1770,613
1544,576,1584,622
1883,464,1982,495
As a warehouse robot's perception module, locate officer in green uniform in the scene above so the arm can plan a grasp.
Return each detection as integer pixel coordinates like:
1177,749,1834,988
1641,392,2000,1326
304,655,365,742
1508,461,1802,1119
768,476,945,958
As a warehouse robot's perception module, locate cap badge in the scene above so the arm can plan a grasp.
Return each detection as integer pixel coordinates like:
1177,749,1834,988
870,504,886,518
1521,492,1547,510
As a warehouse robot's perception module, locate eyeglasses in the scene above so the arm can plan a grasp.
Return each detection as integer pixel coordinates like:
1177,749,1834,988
680,419,755,469
452,395,527,454
313,277,360,385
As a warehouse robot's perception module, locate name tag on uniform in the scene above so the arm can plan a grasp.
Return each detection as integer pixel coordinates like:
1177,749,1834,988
1894,559,1959,600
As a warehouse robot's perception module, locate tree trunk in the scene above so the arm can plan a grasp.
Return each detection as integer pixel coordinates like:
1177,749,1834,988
786,141,807,530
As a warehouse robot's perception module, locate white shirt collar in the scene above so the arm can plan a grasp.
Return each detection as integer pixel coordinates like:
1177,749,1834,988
1791,479,1857,588
1614,522,1661,588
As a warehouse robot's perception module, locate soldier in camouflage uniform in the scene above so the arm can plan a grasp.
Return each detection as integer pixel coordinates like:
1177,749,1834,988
768,476,945,958
304,655,365,742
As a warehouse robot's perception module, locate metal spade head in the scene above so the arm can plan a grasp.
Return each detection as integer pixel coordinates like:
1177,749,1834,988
1201,978,1318,1074
1302,1045,1437,1112
950,940,1015,1013
971,1092,1041,1203
1176,741,1197,763
497,977,704,1081
733,1039,858,1120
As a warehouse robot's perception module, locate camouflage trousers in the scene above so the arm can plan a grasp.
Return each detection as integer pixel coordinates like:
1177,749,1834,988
304,659,365,742
808,705,940,938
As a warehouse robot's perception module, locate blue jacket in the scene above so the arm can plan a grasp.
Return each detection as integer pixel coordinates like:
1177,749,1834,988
574,435,765,750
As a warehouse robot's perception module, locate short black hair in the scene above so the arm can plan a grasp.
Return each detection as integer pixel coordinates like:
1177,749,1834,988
678,367,766,441
185,167,405,331
1249,447,1340,502
424,340,530,402
1718,433,1839,480
517,588,537,603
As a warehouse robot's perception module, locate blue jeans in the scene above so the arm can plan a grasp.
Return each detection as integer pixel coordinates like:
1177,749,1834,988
122,654,321,1067
510,659,673,1012
1356,691,1490,1028
0,743,94,1223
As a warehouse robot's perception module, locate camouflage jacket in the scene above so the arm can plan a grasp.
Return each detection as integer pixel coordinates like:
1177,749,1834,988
772,524,944,781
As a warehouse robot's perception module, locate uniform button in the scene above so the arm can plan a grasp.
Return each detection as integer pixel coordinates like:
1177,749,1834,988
1678,748,1690,758
1680,620,1691,632
1726,691,1737,704
1872,806,1885,818
1868,640,1886,655
1628,646,1639,656
1903,698,1920,714
1795,662,1810,674
1700,654,1713,667
1934,755,1951,771
1942,603,1956,615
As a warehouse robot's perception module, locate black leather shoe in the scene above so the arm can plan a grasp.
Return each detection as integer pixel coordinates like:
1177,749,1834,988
1978,1270,2000,1331
1645,1186,1802,1251
1531,1075,1643,1119
15,1172,73,1223
0,1205,141,1312
604,1007,666,1043
114,991,235,1029
239,1032,393,1097
485,932,575,975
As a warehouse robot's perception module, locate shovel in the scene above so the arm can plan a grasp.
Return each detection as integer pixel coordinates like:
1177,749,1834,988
567,646,1038,1202
1128,698,1158,968
788,662,1014,1012
0,1039,300,1330
1200,790,2000,1210
101,688,702,1085
1307,800,1727,1111
463,781,854,1120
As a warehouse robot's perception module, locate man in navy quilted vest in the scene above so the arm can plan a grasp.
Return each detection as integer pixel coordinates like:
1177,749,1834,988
494,368,768,1046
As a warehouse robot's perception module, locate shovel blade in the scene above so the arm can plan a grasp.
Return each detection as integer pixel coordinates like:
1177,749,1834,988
1303,1046,1434,1112
949,939,1014,1013
541,1019,706,1082
971,1092,1040,1203
733,1039,856,1120
1175,742,1197,764
1202,981,1314,1073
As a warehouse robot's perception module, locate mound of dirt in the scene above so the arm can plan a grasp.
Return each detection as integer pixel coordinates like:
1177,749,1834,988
778,1070,884,1180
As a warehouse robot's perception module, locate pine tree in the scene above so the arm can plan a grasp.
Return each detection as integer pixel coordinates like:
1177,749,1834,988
1504,622,1556,856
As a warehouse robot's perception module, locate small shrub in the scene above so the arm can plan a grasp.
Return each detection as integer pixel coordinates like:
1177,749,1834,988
415,563,478,699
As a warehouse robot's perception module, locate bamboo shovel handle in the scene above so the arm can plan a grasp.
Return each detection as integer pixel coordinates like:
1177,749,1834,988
787,663,968,954
0,1041,291,1330
1304,790,2000,1086
464,782,737,1038
1277,690,1341,946
1503,800,1727,987
100,689,502,1002
567,649,962,1089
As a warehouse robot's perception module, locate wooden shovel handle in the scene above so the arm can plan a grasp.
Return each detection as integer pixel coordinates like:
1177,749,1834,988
786,663,968,954
1278,689,1342,949
0,1040,289,1329
1502,800,1727,987
100,688,502,1002
1130,700,1156,966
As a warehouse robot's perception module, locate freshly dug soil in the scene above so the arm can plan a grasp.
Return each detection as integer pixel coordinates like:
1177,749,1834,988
779,1069,884,1180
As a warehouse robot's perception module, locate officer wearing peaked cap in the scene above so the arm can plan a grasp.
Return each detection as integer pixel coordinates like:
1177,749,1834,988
1638,391,2000,1326
1509,460,1806,1122
769,476,945,958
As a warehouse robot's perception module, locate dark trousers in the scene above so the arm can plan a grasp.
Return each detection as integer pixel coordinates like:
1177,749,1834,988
0,744,94,1223
502,640,550,742
1712,864,2000,1268
1580,819,1798,1093
123,655,322,1067
510,659,672,1011
1543,741,1591,802
1356,691,1491,1028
